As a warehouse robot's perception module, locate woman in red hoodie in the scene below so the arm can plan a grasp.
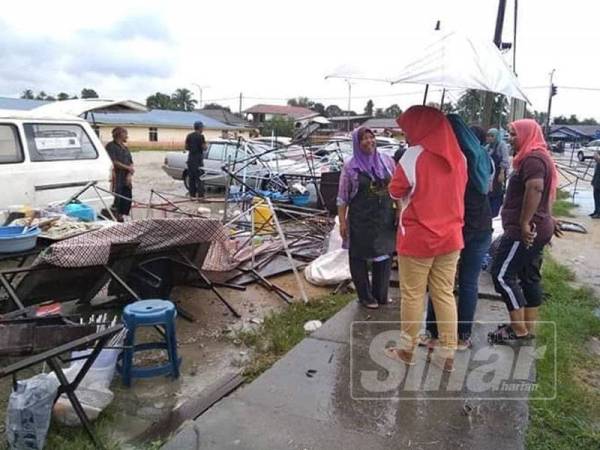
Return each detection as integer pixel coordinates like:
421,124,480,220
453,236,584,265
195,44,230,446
385,106,467,372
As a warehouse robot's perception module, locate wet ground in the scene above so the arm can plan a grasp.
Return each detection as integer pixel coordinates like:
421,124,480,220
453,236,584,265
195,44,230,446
164,294,539,450
551,153,600,295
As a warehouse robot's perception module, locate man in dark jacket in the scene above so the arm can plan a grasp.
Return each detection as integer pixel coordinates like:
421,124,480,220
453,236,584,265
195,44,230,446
591,151,600,218
185,121,207,198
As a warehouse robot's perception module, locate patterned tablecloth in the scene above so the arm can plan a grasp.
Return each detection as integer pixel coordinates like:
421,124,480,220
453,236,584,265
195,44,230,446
40,218,228,268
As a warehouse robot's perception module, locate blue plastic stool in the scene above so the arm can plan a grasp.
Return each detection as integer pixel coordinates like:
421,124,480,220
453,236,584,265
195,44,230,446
117,299,181,387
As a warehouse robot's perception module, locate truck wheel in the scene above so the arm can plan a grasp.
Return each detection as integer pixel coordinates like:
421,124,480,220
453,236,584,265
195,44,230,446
183,171,190,190
577,151,585,162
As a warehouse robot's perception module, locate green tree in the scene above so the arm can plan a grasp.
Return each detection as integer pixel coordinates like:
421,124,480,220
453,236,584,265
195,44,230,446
57,92,70,101
35,91,48,100
364,99,374,116
171,88,197,111
20,89,34,99
287,97,313,108
566,114,580,125
311,102,326,116
374,108,385,118
384,104,402,119
81,88,99,99
553,114,568,125
46,95,56,101
455,89,484,124
146,92,175,110
491,95,509,128
325,104,343,117
581,117,598,125
260,116,295,137
202,102,231,111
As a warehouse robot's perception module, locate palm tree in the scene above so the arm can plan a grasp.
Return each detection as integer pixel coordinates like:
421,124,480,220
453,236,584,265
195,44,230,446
21,89,34,99
171,88,197,111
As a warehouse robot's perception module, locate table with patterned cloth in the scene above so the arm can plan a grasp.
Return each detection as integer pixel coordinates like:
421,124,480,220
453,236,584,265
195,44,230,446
39,218,228,268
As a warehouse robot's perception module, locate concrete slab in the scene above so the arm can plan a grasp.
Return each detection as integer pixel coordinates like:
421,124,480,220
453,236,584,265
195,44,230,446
163,293,533,450
162,397,394,450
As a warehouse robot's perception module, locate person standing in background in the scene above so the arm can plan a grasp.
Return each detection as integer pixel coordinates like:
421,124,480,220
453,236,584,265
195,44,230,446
106,127,133,222
185,121,207,199
590,150,600,218
486,128,510,217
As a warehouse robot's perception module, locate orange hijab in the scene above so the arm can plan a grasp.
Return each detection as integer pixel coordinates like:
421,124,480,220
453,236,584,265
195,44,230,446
511,119,558,202
397,105,466,172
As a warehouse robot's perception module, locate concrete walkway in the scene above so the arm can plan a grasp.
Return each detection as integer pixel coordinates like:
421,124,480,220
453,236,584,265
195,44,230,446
163,277,532,450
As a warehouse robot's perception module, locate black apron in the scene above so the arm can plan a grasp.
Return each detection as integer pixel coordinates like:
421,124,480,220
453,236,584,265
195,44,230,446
348,172,396,259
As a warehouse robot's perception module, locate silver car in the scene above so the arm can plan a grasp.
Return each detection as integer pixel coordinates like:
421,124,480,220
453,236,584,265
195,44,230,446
162,139,310,190
576,140,600,162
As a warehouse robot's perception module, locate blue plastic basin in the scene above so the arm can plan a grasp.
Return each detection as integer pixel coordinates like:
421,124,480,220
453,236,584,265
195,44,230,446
0,226,40,253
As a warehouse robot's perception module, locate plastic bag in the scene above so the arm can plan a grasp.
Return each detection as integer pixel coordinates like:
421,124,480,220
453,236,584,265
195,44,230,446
52,349,119,426
304,248,351,286
6,373,59,450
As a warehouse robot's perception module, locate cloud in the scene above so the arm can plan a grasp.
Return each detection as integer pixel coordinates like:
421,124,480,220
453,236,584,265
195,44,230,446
0,14,175,96
104,14,173,42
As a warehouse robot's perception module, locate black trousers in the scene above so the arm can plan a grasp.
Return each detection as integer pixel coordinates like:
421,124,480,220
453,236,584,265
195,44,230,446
594,187,600,214
490,236,544,312
187,161,205,197
113,184,132,216
349,257,392,305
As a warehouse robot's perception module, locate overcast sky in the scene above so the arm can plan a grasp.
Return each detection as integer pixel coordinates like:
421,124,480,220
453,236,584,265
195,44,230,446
1,0,597,119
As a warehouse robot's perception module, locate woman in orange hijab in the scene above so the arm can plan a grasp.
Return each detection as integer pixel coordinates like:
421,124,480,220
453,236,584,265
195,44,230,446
489,119,561,344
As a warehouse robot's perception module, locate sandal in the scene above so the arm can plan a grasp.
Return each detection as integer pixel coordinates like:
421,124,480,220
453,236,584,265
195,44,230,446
487,325,533,345
384,347,416,366
357,299,379,310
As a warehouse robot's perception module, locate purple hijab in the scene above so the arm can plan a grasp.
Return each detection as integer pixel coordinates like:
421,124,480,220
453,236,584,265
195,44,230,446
347,127,393,180
337,127,396,206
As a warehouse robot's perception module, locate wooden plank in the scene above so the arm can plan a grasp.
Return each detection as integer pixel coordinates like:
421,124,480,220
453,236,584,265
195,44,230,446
136,371,245,444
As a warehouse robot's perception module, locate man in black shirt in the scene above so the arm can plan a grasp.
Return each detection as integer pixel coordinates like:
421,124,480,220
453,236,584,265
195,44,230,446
185,121,207,198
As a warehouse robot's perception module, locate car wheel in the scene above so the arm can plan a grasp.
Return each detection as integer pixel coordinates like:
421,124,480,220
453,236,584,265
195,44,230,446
577,151,585,162
183,171,190,190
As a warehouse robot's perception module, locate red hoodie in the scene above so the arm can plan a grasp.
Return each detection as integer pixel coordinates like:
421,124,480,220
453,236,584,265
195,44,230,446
389,106,467,258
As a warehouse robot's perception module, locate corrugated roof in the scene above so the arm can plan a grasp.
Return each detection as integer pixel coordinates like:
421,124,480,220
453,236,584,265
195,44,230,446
89,109,237,129
199,109,252,127
362,118,401,129
244,104,317,120
0,96,48,110
0,97,235,129
550,124,600,138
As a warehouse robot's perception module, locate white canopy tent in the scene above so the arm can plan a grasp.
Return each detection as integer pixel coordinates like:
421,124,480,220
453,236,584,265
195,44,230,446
326,32,529,103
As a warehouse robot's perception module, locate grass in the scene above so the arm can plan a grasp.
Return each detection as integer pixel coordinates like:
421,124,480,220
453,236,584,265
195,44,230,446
527,256,600,449
553,189,577,218
38,403,164,450
237,293,353,381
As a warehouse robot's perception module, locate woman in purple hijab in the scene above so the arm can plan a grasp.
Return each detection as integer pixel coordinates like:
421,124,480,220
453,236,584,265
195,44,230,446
337,127,397,309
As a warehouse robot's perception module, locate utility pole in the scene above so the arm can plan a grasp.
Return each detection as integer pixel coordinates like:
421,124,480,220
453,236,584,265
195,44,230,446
482,0,507,128
239,92,243,115
346,79,352,132
545,69,556,138
422,20,441,106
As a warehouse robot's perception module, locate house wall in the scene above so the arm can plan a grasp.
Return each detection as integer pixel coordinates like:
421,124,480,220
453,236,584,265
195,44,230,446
96,125,251,149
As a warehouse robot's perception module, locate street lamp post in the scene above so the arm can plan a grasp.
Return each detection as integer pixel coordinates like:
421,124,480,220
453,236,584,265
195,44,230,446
192,83,210,109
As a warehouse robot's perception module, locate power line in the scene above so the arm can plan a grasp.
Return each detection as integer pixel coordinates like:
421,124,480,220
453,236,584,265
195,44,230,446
203,89,445,104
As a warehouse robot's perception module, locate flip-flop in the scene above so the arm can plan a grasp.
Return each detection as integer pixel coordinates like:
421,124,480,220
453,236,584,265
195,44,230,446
358,301,379,310
384,347,416,366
